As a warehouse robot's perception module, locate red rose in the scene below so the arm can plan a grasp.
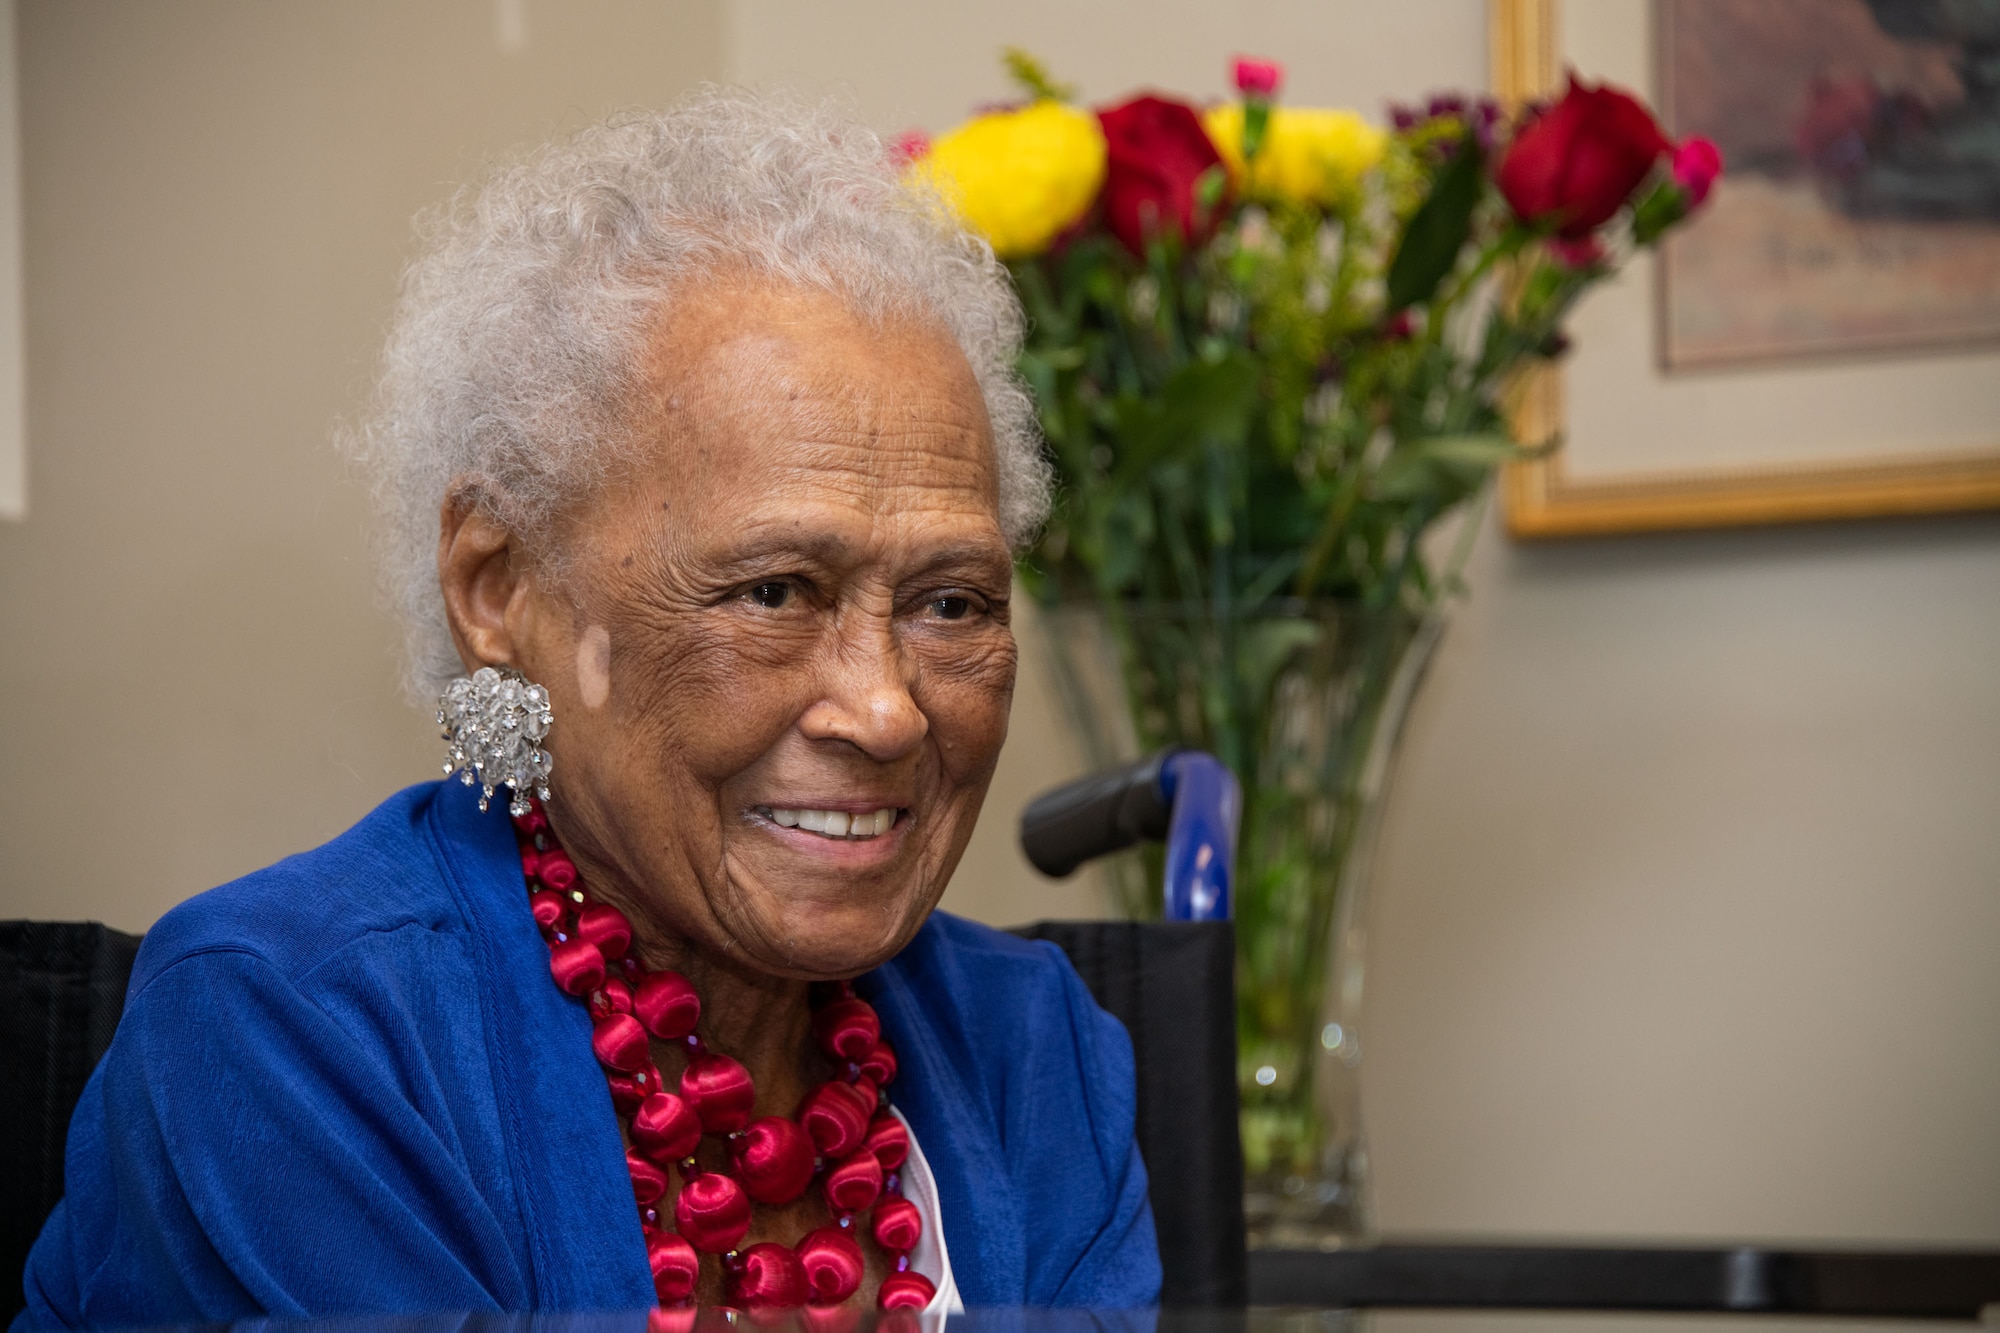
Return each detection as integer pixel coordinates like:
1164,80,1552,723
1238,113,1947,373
1232,57,1283,99
1497,74,1671,238
1097,94,1228,256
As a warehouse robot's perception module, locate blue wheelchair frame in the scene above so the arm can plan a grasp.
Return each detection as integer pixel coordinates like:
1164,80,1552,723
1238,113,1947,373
1018,749,1241,921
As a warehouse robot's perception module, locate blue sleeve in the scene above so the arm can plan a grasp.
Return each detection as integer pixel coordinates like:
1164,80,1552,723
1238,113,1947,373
17,939,530,1327
1019,945,1162,1308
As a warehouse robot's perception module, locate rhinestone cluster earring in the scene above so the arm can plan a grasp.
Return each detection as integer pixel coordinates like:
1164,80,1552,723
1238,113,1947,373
438,665,554,816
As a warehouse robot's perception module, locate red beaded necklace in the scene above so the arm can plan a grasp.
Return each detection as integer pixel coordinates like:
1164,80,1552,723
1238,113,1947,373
510,802,937,1312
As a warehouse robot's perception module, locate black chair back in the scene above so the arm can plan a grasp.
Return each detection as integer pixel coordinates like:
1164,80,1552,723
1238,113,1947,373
1011,920,1247,1308
0,920,143,1322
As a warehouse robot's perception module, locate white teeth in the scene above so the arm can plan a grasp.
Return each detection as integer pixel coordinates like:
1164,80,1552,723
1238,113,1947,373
760,806,899,840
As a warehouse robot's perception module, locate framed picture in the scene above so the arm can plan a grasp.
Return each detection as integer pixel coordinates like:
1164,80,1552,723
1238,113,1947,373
1493,0,2000,537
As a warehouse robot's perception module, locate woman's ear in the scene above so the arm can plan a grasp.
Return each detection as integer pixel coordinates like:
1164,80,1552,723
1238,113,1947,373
438,490,531,673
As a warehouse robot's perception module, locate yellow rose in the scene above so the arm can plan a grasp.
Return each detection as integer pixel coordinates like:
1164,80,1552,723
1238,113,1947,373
1202,104,1385,207
916,101,1107,260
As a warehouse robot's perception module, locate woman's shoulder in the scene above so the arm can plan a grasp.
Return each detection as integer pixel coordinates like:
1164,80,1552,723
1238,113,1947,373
23,780,574,1324
133,780,488,996
880,910,1098,1014
868,909,1135,1091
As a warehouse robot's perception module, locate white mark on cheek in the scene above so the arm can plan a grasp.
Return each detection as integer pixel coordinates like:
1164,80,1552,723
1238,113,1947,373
577,625,612,710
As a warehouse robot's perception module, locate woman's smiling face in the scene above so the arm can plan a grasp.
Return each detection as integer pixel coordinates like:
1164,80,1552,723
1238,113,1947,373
499,278,1017,980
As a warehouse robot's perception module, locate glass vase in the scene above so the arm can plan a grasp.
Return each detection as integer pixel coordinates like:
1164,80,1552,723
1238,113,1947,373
1036,599,1443,1248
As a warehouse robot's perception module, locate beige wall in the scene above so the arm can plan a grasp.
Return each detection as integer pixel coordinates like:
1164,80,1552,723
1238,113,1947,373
0,0,722,923
3,0,1997,1250
1369,510,2000,1242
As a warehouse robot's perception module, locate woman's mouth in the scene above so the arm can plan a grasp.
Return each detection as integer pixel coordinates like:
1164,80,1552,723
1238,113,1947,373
753,806,901,840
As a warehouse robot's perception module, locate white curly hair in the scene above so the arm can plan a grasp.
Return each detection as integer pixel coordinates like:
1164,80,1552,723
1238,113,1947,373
345,88,1049,702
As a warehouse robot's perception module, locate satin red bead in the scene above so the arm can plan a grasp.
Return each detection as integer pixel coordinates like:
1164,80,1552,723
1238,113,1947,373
632,1092,703,1162
536,849,578,891
592,1013,651,1072
576,901,633,957
606,1071,651,1113
796,1227,865,1305
878,1272,937,1310
681,1052,756,1133
628,1149,670,1205
798,1080,872,1158
589,976,634,1020
647,1231,701,1303
824,1150,884,1212
730,1242,809,1307
548,938,605,995
674,1171,751,1254
732,1116,815,1205
870,1195,921,1253
858,1040,897,1085
515,802,928,1312
863,1112,909,1170
812,997,881,1061
635,970,701,1040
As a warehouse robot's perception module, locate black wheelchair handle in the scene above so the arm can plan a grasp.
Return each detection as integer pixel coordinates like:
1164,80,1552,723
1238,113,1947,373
1019,751,1178,878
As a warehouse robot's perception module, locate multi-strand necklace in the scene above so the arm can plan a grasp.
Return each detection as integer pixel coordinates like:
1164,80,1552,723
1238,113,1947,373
510,802,936,1311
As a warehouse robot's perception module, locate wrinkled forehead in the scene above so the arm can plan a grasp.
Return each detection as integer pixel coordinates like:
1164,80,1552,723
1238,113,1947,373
650,273,977,393
540,276,1008,579
643,277,999,496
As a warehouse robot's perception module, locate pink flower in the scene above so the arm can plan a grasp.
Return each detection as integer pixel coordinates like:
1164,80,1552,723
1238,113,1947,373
1232,56,1283,99
1670,135,1722,206
887,129,931,167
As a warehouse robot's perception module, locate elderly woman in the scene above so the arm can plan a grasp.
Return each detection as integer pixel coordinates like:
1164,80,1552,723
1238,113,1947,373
18,91,1159,1324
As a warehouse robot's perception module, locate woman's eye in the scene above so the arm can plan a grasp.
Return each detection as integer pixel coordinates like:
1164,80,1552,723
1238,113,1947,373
747,581,794,609
930,595,973,621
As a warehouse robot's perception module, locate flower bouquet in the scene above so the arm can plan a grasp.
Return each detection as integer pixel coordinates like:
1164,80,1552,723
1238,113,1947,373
911,53,1719,1242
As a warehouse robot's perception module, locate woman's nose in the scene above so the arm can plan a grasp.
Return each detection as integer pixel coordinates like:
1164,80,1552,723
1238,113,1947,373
796,620,928,760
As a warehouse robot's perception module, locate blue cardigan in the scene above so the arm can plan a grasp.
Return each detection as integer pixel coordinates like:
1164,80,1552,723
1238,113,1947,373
17,782,1159,1324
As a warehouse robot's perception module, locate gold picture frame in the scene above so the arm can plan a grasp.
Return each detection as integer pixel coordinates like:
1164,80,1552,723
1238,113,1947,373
1492,0,2000,538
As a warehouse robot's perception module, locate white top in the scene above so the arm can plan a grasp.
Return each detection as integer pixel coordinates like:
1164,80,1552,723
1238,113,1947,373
890,1106,963,1316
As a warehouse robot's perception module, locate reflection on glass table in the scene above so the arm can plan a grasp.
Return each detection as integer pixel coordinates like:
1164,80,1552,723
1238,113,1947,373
70,1310,1998,1333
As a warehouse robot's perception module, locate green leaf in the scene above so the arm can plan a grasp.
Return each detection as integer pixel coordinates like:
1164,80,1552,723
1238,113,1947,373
1161,353,1259,451
1373,433,1517,502
1385,138,1486,313
1195,164,1229,212
1411,433,1518,466
1001,48,1076,103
